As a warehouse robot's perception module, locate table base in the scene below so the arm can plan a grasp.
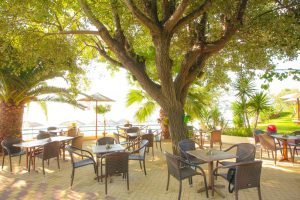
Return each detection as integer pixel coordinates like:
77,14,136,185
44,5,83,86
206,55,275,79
197,184,225,198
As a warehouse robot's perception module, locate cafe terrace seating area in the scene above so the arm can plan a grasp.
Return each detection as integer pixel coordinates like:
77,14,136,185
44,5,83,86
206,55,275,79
1,126,300,200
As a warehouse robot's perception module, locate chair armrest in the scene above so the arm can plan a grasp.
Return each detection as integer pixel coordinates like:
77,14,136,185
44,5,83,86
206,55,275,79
69,146,95,160
223,144,237,152
2,146,10,154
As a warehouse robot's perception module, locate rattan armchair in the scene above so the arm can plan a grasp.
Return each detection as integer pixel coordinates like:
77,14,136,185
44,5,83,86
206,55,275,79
165,151,209,200
212,160,263,200
103,152,129,194
178,139,206,166
258,134,283,164
141,133,154,158
210,130,222,150
127,139,149,175
65,145,99,186
153,130,162,151
29,141,60,175
1,138,26,172
37,131,51,139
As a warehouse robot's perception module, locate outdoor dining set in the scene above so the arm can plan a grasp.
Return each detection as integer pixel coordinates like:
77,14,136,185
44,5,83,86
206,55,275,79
1,123,299,199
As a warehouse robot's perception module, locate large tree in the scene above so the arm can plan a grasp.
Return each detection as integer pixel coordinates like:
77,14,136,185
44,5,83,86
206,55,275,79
8,0,299,148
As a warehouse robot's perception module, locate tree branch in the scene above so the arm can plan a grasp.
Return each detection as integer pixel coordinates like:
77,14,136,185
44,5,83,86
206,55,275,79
164,0,189,32
124,0,161,34
49,30,100,35
172,0,212,34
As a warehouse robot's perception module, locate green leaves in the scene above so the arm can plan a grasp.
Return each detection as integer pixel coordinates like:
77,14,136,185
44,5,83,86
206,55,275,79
94,104,111,114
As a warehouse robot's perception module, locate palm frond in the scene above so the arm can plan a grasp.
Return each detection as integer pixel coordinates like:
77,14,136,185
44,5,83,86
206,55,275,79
135,101,156,123
126,89,146,107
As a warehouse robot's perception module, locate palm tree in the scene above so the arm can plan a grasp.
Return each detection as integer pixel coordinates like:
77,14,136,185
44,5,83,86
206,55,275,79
248,92,271,129
0,67,84,140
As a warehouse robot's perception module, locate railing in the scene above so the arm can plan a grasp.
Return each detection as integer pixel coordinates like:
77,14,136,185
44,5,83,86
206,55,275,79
22,124,161,140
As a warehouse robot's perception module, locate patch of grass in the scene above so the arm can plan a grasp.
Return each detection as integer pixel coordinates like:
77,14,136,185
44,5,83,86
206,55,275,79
257,112,300,134
223,128,252,137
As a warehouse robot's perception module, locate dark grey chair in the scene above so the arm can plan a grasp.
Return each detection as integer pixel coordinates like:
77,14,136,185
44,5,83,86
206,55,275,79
72,136,84,149
253,129,265,146
128,139,149,175
141,133,154,158
66,145,98,186
103,152,129,194
1,138,25,172
96,137,117,145
288,131,300,163
178,139,206,166
37,131,51,139
165,151,208,200
213,160,263,200
29,141,60,175
152,129,162,152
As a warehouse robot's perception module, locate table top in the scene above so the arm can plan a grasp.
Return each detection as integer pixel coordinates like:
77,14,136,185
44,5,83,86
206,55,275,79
187,149,237,162
92,144,125,154
271,135,300,140
13,136,73,148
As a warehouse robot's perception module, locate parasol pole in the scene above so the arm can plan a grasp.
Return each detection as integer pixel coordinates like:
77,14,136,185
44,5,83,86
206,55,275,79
298,98,300,120
96,100,98,139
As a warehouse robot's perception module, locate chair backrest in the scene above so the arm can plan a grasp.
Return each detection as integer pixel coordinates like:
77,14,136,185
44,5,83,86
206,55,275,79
138,139,149,157
154,131,162,141
37,131,51,140
211,130,222,143
72,136,83,149
235,143,256,163
42,141,60,160
141,133,154,147
235,160,262,190
65,145,76,165
292,131,300,136
124,123,132,128
178,139,196,160
105,152,129,175
165,151,181,180
258,134,276,151
253,129,264,144
126,127,140,134
97,137,116,145
1,137,22,155
67,127,78,137
47,127,58,131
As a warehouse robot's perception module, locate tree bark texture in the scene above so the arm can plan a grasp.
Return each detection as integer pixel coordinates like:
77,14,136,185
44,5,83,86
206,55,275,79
0,101,24,141
158,108,170,139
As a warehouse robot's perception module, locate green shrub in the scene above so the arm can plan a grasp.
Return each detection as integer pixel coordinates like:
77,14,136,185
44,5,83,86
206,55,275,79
222,127,252,137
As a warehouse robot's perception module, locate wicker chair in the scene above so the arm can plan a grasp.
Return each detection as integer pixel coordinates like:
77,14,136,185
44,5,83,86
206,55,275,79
65,145,98,186
258,134,283,164
97,137,117,145
153,130,162,152
67,127,78,137
210,130,222,150
165,151,209,200
128,139,149,175
141,133,154,158
113,132,129,145
103,152,129,194
37,131,51,139
29,141,60,175
253,129,265,146
288,131,300,163
1,138,26,172
213,160,263,200
218,143,256,167
178,139,206,166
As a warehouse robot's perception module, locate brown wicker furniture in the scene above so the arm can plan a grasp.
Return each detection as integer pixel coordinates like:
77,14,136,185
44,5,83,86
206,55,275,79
210,130,222,150
212,160,263,200
29,140,61,175
259,134,283,164
253,129,265,146
103,152,129,194
66,145,99,186
128,139,149,175
178,139,206,166
165,151,209,200
37,131,51,139
141,133,154,158
1,138,26,172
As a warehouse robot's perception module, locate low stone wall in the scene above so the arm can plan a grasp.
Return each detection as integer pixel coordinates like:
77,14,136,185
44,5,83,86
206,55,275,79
221,135,254,144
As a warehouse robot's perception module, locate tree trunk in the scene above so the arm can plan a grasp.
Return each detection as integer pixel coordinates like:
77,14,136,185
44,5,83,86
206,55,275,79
254,111,259,129
158,108,170,139
0,101,25,141
166,105,187,154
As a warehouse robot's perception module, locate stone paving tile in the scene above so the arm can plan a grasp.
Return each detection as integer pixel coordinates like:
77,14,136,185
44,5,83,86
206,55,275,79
0,140,300,200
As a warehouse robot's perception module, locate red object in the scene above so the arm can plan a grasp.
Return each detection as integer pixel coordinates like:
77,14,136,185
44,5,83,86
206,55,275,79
267,125,277,133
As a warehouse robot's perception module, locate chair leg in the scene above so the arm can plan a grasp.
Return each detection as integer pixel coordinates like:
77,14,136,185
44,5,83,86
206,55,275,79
178,180,182,200
257,186,262,200
160,141,162,152
9,156,12,172
127,172,129,190
139,160,142,170
19,154,22,165
48,159,50,167
28,154,32,173
42,160,45,175
100,160,103,182
166,172,170,191
274,151,277,165
260,148,262,159
71,168,75,186
267,150,270,158
202,173,209,198
143,159,147,175
271,151,274,159
105,175,108,195
2,154,5,170
152,147,154,159
57,157,60,170
235,190,239,200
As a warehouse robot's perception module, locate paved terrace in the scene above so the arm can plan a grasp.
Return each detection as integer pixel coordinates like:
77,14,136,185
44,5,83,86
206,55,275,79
0,139,300,200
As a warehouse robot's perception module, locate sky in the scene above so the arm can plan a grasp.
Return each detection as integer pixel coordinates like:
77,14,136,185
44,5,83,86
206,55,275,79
23,58,300,128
